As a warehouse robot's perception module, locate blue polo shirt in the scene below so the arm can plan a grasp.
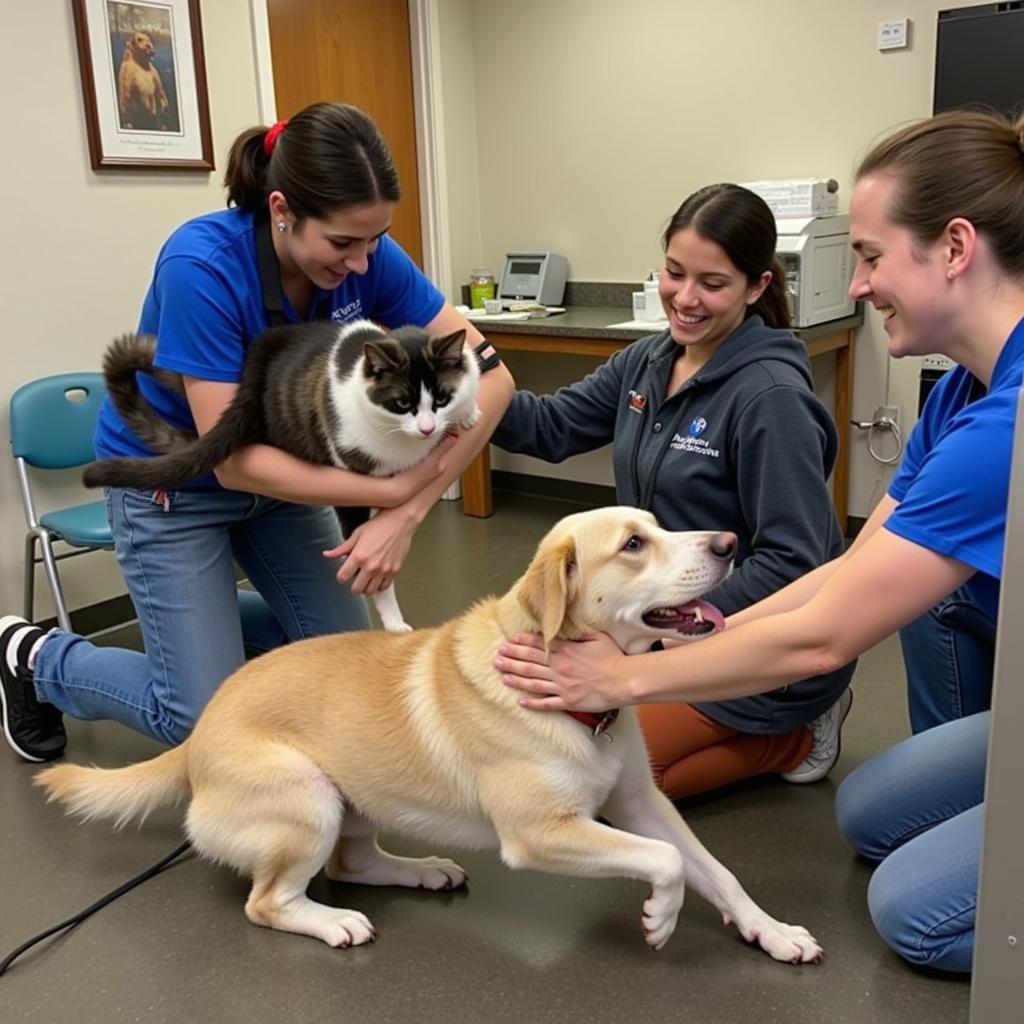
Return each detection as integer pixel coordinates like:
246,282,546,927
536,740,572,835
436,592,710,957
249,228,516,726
94,206,445,479
885,316,1024,621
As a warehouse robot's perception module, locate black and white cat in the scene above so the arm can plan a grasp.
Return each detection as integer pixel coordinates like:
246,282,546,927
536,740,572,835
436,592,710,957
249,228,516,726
82,319,481,631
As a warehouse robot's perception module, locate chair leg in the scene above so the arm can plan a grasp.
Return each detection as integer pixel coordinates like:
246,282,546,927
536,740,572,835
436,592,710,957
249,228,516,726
23,533,37,623
37,533,73,633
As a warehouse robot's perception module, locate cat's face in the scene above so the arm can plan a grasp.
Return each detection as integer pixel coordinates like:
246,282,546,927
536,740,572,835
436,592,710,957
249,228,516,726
361,329,473,438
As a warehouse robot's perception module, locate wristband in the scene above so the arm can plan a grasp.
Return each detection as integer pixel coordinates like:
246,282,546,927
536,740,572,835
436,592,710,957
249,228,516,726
473,339,503,374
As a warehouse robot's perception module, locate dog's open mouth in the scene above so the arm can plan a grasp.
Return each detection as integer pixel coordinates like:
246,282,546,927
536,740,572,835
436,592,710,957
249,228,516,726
642,600,725,637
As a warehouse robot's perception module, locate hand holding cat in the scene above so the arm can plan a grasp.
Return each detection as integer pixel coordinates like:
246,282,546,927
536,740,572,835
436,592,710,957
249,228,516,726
320,431,457,595
389,431,460,505
328,504,421,595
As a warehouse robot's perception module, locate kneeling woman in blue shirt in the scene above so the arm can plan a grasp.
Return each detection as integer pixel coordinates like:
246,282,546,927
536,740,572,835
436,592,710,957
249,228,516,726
0,102,512,758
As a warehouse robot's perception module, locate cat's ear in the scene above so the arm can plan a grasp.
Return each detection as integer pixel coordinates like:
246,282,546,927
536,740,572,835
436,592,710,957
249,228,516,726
363,341,403,378
429,330,468,368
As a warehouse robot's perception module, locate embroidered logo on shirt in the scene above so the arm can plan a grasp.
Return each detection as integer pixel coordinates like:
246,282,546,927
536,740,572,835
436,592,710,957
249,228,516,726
627,390,647,414
331,300,363,323
689,417,708,437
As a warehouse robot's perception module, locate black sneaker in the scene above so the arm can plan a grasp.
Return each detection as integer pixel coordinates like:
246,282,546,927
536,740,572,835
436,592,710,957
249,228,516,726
0,615,66,762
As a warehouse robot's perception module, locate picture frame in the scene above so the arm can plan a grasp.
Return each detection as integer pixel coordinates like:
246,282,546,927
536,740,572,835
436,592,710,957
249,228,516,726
71,0,214,171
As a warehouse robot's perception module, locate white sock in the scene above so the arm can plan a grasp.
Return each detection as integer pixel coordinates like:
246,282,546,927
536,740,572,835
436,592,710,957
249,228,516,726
26,632,49,673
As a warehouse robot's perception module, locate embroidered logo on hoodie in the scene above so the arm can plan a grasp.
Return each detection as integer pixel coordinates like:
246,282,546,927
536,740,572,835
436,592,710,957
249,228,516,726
627,390,647,413
672,416,719,457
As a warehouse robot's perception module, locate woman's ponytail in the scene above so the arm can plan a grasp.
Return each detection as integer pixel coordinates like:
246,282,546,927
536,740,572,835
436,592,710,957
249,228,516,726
224,126,271,211
752,257,792,330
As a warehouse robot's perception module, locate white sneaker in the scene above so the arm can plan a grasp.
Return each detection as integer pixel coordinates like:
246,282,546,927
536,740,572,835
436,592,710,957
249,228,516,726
781,689,853,784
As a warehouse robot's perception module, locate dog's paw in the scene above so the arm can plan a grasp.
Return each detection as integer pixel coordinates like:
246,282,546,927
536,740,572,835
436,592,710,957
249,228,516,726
327,852,467,891
264,901,378,948
407,856,468,891
736,916,823,964
641,887,683,950
321,909,377,948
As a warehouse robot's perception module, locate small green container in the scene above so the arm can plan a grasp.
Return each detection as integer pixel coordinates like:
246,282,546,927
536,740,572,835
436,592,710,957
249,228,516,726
469,268,496,308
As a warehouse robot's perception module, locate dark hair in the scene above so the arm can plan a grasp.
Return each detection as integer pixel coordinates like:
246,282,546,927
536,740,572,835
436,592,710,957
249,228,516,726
223,102,401,219
856,109,1024,276
661,183,791,330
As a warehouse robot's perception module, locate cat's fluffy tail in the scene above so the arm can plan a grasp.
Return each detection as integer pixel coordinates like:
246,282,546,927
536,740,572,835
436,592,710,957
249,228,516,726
82,391,261,489
103,334,196,454
83,332,268,490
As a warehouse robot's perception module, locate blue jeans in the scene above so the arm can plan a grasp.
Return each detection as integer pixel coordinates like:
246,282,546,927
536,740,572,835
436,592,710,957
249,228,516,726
899,586,995,733
835,712,988,973
33,487,370,744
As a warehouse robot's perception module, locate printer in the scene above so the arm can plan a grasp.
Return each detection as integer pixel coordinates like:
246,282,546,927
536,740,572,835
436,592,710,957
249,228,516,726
774,215,856,328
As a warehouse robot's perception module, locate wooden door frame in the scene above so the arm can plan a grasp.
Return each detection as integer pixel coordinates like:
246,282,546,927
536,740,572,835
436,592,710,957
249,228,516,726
246,0,450,295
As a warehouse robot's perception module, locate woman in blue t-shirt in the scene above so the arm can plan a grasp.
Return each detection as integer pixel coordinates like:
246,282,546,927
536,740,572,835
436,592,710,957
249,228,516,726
0,103,512,757
493,108,1024,973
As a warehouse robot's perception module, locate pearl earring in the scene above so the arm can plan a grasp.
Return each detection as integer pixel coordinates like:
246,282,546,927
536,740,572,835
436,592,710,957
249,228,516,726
947,269,955,279
276,222,287,233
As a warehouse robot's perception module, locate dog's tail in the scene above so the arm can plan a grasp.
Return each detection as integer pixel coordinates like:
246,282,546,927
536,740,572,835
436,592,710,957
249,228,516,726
34,743,191,829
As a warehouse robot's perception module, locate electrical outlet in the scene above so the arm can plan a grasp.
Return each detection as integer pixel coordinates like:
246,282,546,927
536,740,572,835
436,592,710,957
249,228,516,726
874,405,900,426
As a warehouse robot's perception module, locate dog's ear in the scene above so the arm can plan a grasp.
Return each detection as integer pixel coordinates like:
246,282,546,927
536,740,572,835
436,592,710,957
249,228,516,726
517,535,578,646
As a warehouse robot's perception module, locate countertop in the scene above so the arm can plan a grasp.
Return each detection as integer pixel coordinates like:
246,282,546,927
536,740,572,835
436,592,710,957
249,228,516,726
474,305,864,344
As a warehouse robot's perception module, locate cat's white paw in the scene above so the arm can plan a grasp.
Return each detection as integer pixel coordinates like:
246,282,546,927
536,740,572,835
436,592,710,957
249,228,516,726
461,405,482,429
373,586,412,632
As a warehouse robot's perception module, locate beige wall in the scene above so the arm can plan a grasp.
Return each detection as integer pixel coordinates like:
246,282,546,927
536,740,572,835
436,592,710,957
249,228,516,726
0,0,967,620
449,0,954,511
0,2,266,617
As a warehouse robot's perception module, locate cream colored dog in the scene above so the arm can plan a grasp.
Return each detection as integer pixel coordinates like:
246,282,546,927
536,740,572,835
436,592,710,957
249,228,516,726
117,31,169,130
37,507,821,963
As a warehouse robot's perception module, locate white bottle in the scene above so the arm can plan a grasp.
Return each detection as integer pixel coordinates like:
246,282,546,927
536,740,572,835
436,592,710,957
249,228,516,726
643,272,662,320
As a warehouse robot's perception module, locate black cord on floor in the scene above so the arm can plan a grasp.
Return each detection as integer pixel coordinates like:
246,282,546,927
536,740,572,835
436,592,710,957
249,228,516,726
0,840,192,978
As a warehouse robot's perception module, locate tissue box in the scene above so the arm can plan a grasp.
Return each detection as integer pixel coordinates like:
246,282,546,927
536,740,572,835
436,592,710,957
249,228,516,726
740,178,839,218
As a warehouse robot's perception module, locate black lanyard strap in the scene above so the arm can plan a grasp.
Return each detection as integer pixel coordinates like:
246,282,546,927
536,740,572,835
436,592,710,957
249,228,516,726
253,208,330,326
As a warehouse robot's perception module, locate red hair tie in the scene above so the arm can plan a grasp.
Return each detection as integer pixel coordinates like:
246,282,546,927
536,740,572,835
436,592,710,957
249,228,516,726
263,119,289,156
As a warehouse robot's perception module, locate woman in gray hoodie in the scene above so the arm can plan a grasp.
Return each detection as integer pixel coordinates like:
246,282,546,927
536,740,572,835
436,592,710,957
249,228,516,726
492,183,854,798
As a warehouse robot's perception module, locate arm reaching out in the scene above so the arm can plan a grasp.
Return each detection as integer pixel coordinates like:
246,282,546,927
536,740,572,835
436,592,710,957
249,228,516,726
497,523,973,711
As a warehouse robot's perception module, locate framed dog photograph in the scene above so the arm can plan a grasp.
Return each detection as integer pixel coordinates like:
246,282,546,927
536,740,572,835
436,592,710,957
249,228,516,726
71,0,214,170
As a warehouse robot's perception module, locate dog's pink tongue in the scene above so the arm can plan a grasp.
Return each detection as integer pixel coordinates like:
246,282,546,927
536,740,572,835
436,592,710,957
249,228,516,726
677,600,725,634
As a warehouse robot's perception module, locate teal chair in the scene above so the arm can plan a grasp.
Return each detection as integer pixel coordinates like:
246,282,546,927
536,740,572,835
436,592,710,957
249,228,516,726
9,373,114,632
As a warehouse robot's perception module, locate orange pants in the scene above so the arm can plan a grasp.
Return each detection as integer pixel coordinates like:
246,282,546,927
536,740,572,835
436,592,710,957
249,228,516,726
637,702,813,800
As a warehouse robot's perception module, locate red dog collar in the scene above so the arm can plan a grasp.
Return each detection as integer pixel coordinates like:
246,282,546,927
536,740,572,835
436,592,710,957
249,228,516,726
566,709,619,737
